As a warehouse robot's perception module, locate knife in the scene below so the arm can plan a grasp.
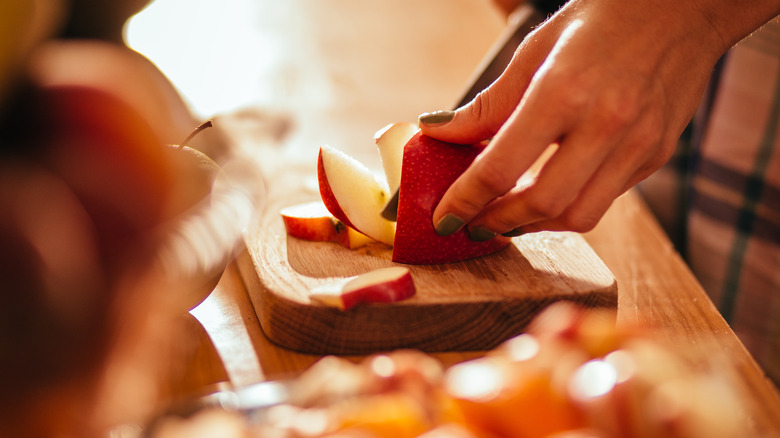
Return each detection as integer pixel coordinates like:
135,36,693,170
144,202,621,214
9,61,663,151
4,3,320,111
380,0,565,221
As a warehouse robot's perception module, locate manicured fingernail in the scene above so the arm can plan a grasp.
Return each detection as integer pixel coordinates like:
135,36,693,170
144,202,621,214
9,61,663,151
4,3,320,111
435,213,464,236
501,228,525,237
419,110,455,126
468,226,497,242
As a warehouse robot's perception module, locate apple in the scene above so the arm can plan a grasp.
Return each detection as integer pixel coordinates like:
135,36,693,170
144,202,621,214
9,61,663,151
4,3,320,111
317,145,396,246
61,0,152,43
0,37,213,437
318,125,511,264
375,121,419,195
392,132,511,264
280,200,377,249
0,0,64,112
375,121,418,221
10,40,224,258
309,266,416,310
26,39,198,146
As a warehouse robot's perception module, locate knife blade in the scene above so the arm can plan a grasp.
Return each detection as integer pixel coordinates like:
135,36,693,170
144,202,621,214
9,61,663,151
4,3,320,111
380,0,563,221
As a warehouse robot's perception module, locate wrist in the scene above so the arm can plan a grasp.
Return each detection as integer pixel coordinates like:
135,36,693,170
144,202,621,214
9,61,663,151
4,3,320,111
689,0,780,55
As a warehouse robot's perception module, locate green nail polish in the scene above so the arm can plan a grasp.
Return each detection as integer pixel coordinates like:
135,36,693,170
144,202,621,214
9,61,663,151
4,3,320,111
468,226,497,242
501,228,525,237
419,110,455,126
435,213,464,236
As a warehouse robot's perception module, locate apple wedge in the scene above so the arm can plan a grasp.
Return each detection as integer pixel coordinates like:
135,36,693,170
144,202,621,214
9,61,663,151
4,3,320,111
309,266,416,310
375,122,419,221
392,132,511,264
375,121,419,194
318,125,511,265
280,201,377,249
318,145,396,246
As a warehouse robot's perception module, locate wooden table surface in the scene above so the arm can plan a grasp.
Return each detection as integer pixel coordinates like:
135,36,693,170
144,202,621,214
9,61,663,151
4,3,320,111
129,0,780,435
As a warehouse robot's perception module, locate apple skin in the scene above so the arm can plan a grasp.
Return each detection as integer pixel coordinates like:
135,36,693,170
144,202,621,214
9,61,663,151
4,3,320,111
21,84,175,258
282,201,341,242
317,147,359,231
310,266,416,310
392,133,511,264
281,201,377,249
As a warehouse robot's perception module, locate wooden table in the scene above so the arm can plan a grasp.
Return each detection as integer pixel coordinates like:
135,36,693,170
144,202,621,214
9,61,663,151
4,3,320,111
130,0,780,435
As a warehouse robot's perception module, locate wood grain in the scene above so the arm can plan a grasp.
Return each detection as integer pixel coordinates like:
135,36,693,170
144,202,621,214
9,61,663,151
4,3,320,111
237,153,616,355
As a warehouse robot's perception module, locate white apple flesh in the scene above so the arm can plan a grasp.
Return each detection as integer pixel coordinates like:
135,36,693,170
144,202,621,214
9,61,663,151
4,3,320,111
375,121,419,193
309,266,416,310
317,124,511,265
317,145,396,246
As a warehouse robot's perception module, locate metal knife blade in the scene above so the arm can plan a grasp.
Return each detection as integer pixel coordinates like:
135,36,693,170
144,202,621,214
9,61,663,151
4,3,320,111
380,1,560,221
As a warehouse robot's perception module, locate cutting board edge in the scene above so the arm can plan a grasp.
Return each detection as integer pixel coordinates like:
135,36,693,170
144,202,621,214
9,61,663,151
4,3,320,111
237,248,617,355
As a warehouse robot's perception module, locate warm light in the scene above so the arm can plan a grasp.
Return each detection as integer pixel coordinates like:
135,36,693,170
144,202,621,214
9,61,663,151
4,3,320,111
445,360,504,401
503,333,540,362
568,359,618,400
124,0,297,118
604,349,636,383
371,355,396,379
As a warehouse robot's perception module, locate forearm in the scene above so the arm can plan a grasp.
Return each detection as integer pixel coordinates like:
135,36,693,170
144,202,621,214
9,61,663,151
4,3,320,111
690,0,780,54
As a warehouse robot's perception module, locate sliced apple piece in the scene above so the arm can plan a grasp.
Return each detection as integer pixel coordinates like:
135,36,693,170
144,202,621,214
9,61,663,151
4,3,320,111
392,132,511,264
318,145,396,246
338,225,379,249
375,122,419,194
280,201,377,249
309,266,416,310
281,201,339,242
375,122,419,221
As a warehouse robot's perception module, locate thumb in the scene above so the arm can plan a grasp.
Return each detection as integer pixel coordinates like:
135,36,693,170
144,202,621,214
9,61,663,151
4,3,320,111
418,10,561,145
417,69,525,145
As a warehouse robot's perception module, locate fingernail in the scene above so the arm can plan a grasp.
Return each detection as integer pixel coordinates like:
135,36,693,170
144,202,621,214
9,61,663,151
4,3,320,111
419,110,455,126
468,226,497,242
435,213,464,236
501,228,525,237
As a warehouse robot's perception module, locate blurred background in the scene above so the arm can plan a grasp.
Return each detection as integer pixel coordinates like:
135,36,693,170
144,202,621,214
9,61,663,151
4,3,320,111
124,0,504,164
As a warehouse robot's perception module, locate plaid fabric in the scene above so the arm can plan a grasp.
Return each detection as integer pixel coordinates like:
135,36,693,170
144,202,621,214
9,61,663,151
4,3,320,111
638,16,780,384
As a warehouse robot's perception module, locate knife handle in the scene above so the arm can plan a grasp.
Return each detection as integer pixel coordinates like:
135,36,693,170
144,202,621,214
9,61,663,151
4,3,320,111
454,0,567,108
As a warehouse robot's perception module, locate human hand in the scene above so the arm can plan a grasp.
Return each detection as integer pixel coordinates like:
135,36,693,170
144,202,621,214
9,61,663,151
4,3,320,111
421,0,777,240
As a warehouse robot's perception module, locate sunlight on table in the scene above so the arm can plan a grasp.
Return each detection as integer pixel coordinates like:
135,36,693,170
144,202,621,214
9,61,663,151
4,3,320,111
125,0,504,132
125,0,330,119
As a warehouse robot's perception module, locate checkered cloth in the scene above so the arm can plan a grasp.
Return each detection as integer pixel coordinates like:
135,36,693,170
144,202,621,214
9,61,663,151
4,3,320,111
638,17,780,385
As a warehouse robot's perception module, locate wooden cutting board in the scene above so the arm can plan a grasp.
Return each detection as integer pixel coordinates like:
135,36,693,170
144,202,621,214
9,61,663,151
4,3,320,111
237,152,617,356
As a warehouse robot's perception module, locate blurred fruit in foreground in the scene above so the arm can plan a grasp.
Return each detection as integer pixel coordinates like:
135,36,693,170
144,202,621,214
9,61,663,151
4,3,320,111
0,162,107,434
146,302,746,438
0,0,64,114
61,0,152,43
0,34,254,436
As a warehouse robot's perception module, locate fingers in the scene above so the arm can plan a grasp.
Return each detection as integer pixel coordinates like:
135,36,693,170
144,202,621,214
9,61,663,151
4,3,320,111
418,15,558,145
416,0,713,241
417,82,520,146
475,110,670,236
430,82,572,237
423,18,581,236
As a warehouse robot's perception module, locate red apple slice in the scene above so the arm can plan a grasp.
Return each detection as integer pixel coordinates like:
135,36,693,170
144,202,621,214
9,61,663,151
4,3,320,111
318,145,395,246
392,132,511,264
280,201,377,249
281,201,340,241
309,266,416,310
